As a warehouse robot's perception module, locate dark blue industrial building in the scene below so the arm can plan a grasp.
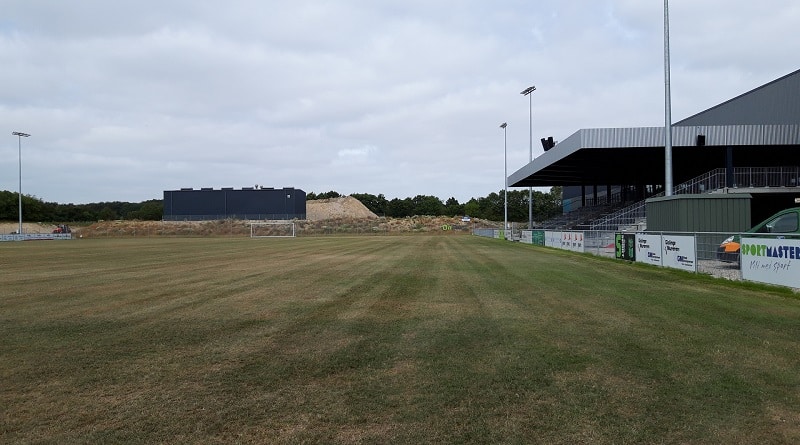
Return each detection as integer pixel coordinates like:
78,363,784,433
163,187,306,221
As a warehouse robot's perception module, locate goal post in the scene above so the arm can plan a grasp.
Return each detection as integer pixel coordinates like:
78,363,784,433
250,221,296,238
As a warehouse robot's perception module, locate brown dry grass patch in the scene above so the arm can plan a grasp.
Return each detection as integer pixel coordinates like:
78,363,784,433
2,237,800,444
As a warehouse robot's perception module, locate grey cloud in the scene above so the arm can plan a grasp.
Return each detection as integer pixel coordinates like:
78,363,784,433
1,1,797,204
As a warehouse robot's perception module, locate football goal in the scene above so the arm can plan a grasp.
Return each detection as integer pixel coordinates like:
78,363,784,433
250,221,296,238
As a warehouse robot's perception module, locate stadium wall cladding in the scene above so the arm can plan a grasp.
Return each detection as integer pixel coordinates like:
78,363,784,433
163,187,307,221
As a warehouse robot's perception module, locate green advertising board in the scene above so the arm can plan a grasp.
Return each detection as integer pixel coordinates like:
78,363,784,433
615,233,636,260
531,230,545,246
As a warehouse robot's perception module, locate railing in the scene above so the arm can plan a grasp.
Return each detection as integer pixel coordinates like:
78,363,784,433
731,166,800,188
674,168,726,194
587,166,800,231
589,201,648,231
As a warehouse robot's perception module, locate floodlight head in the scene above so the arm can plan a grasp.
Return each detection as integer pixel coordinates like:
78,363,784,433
499,122,507,129
12,131,30,137
520,85,536,96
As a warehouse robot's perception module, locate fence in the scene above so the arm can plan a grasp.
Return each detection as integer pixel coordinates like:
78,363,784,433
1,233,73,241
586,166,800,231
473,228,501,239
473,228,800,290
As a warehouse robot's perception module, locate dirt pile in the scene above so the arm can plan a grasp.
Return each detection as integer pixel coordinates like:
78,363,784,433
74,216,483,238
306,196,378,220
9,196,497,238
0,222,58,234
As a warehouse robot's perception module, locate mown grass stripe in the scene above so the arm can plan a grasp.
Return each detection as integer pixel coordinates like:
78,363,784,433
2,236,799,444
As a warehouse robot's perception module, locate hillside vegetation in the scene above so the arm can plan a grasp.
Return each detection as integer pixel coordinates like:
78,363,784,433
0,187,562,224
0,190,161,222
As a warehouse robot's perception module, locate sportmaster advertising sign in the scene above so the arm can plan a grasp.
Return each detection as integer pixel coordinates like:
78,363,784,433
740,237,800,288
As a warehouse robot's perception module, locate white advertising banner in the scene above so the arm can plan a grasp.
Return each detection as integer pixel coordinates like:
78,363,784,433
635,233,662,266
661,235,697,272
519,230,532,244
0,233,72,241
545,231,562,248
561,231,585,253
741,237,800,288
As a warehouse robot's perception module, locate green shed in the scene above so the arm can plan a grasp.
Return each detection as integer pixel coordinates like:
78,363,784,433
645,194,752,232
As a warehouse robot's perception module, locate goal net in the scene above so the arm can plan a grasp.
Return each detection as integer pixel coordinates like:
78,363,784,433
250,221,296,238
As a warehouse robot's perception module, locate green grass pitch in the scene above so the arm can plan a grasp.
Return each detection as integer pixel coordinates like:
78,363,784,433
2,236,799,444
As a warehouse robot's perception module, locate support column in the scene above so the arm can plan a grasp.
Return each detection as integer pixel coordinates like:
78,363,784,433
581,185,586,207
726,146,735,188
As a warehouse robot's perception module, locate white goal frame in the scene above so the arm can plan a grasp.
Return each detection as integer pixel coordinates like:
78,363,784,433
250,221,296,238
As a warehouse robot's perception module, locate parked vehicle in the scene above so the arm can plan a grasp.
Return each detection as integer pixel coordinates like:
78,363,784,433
52,224,71,234
717,207,800,262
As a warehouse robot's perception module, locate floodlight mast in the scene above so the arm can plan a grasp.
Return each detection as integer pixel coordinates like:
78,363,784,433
500,122,508,240
520,85,536,228
663,0,674,196
12,131,30,236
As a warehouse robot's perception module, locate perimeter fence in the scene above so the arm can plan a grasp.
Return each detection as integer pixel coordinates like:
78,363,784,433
473,228,799,290
0,233,73,241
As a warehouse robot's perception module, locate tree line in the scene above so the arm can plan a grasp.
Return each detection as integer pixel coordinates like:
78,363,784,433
309,187,563,223
1,187,562,223
0,191,163,222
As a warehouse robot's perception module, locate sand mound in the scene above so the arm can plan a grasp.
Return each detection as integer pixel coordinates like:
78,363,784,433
0,222,58,234
306,196,378,221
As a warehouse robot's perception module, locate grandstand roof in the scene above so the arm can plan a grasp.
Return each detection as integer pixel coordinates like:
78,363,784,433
509,69,800,188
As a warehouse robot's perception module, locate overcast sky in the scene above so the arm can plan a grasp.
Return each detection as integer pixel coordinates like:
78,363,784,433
2,1,798,204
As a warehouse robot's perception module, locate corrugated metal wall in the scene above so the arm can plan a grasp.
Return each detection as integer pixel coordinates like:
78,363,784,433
163,188,307,221
676,69,800,126
578,125,800,148
646,194,752,232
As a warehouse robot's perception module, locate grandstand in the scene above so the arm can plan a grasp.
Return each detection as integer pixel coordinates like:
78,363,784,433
510,69,800,231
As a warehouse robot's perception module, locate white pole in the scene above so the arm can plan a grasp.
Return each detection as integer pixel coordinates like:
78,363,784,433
520,85,536,229
528,92,533,229
500,122,508,240
664,0,674,196
12,131,30,235
18,135,22,235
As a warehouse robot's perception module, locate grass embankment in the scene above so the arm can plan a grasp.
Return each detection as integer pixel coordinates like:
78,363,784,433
1,237,799,444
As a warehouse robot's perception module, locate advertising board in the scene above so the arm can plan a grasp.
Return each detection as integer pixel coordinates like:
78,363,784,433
740,237,800,288
660,235,697,272
615,233,636,260
561,231,585,253
0,233,72,242
635,233,662,266
531,230,545,246
544,231,562,248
